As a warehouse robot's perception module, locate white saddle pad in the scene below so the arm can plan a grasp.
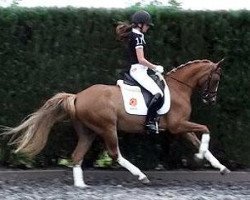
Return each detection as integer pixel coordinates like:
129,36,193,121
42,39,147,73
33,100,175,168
117,80,171,115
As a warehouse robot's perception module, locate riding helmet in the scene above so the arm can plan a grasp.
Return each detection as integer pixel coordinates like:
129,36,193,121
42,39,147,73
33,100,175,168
131,10,154,26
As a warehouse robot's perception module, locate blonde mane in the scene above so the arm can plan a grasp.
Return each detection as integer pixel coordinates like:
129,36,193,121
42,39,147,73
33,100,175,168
166,59,212,75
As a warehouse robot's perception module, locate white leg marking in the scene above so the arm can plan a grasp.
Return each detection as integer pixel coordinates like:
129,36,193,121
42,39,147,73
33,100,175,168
73,164,88,188
117,152,147,181
204,150,226,171
195,133,210,159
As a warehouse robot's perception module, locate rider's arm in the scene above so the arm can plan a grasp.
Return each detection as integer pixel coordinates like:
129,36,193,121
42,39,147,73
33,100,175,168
136,47,157,70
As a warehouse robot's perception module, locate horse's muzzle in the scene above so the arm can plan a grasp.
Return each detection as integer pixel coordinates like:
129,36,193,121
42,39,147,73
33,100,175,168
202,96,217,105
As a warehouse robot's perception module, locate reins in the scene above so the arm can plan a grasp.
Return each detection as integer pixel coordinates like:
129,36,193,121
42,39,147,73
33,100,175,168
167,75,193,89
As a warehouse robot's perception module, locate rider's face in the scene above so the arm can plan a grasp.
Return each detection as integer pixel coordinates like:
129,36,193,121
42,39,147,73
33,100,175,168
141,24,150,33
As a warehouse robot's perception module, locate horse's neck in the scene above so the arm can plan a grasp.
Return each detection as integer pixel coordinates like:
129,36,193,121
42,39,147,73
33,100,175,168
170,64,211,88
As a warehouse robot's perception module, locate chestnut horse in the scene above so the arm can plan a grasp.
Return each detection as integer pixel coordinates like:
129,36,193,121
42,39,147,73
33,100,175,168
1,59,230,187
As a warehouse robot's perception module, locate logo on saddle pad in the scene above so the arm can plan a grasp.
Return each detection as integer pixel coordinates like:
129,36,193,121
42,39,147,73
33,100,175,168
129,98,137,107
117,80,171,115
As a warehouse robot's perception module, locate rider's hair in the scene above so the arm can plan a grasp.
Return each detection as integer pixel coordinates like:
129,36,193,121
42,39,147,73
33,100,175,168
115,21,135,42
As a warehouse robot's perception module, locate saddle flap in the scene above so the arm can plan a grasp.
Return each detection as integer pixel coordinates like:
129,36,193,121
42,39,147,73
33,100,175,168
117,80,171,116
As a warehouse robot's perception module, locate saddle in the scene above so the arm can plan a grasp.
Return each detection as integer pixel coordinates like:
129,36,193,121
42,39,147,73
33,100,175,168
117,70,171,115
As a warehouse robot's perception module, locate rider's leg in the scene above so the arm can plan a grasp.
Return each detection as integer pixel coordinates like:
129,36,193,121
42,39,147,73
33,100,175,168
130,64,163,132
129,64,163,96
145,93,163,132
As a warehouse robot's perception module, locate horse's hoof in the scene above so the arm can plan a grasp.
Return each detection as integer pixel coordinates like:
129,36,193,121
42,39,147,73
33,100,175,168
140,177,151,184
194,153,204,161
220,167,231,175
74,183,89,188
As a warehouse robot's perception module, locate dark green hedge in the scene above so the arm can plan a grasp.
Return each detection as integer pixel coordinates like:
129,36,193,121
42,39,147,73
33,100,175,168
0,7,249,168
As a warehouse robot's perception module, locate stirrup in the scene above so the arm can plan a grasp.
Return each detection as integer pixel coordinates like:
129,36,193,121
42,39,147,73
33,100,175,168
145,121,159,134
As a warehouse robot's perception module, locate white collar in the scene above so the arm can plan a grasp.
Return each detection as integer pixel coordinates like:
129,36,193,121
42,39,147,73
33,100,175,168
132,28,143,36
132,28,145,43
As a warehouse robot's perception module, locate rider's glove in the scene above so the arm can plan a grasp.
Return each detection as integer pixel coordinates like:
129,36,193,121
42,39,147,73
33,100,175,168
154,65,164,74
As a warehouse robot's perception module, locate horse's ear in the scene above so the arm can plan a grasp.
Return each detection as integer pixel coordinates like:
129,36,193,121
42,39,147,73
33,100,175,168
216,58,224,68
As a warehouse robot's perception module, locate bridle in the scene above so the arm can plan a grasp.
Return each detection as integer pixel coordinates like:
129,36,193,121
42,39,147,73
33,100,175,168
166,66,222,103
200,67,222,103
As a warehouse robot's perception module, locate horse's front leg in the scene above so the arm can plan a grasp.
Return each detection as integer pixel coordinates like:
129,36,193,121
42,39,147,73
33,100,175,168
169,121,210,159
184,132,230,174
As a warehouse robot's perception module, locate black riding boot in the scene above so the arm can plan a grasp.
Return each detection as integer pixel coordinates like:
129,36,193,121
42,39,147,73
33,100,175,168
145,93,163,133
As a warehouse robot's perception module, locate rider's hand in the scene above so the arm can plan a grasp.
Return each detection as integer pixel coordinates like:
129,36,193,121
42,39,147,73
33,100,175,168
154,65,164,74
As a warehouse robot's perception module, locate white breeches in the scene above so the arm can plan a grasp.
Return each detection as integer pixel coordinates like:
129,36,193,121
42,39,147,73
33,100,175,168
129,64,163,96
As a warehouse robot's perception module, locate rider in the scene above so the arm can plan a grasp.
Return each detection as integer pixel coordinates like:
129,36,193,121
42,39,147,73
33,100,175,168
116,10,164,133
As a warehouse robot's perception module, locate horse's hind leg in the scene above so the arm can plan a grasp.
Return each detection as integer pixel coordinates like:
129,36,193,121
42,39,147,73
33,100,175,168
103,130,150,184
184,132,230,174
72,120,96,187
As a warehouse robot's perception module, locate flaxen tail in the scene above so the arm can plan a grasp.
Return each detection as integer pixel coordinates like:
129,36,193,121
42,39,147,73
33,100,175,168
1,92,76,157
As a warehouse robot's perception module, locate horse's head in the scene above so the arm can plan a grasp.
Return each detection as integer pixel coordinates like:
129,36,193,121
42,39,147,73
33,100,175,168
166,59,224,106
199,59,223,105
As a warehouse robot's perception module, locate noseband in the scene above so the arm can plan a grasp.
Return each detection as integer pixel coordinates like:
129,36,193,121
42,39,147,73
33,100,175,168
201,68,221,102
